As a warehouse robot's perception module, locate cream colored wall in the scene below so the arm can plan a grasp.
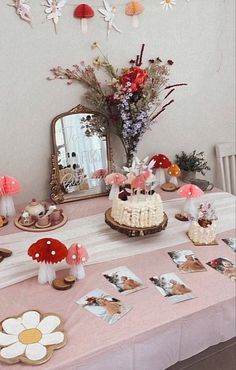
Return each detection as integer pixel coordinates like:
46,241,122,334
0,0,235,205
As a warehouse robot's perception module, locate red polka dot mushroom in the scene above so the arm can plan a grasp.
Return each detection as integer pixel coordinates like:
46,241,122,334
28,238,68,284
66,243,89,279
74,4,95,34
0,176,20,217
150,154,171,186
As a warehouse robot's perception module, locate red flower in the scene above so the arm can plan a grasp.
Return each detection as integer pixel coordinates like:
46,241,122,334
120,67,148,92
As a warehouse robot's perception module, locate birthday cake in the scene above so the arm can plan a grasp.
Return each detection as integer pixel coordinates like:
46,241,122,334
188,202,217,244
111,193,164,228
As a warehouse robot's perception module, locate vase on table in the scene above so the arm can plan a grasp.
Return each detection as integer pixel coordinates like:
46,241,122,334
181,170,196,183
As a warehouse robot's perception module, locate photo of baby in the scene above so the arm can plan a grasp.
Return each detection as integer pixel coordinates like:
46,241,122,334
77,289,132,324
150,272,195,304
168,250,206,273
103,266,146,295
222,238,236,252
207,257,236,281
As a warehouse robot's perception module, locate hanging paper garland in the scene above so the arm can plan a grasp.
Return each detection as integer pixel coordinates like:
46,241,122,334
8,0,32,24
98,0,121,38
43,0,67,33
125,1,144,28
74,4,95,34
160,0,176,11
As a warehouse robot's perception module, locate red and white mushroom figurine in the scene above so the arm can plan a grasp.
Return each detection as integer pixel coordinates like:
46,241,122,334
0,175,21,217
150,154,171,186
28,238,68,284
177,184,204,219
105,173,127,200
74,4,95,33
66,243,89,280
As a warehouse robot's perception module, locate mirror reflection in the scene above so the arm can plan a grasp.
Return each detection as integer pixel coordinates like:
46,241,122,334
51,107,110,203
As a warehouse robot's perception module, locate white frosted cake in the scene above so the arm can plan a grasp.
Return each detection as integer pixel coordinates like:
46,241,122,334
188,221,217,244
111,193,164,228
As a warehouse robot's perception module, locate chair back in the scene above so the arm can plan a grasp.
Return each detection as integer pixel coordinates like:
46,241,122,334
215,142,236,195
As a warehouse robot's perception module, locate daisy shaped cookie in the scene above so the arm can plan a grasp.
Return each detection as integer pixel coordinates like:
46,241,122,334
0,310,66,365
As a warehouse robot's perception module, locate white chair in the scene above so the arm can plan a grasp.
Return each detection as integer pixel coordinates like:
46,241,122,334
215,142,236,195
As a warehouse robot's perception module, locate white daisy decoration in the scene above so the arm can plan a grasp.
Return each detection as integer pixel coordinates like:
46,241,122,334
160,0,176,11
0,310,66,365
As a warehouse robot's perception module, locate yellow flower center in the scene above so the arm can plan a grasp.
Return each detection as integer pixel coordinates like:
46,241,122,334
18,328,42,345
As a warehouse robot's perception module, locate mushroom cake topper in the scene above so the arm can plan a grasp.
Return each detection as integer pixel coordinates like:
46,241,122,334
98,0,121,38
105,173,126,200
28,238,68,284
0,175,21,217
74,3,95,34
8,0,32,24
43,0,67,33
125,1,144,28
66,243,89,279
150,154,171,186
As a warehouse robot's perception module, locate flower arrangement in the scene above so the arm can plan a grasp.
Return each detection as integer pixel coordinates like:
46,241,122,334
175,150,210,176
48,43,186,165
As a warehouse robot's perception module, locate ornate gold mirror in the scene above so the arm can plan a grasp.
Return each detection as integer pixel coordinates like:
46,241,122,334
50,105,111,203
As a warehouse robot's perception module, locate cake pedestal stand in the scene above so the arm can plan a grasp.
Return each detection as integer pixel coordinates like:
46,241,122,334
105,208,168,237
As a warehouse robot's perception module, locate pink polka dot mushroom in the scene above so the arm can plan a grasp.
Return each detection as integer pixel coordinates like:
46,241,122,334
28,238,68,285
0,175,20,217
177,184,204,219
66,243,89,280
105,173,127,200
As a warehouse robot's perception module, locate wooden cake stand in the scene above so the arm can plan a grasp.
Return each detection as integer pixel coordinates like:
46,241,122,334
105,208,168,237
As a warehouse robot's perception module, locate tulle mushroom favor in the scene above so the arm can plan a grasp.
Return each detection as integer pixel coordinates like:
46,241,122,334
105,173,126,200
66,243,89,280
0,176,20,217
74,4,95,33
125,1,144,28
28,238,68,284
167,164,181,186
176,184,204,221
150,154,171,186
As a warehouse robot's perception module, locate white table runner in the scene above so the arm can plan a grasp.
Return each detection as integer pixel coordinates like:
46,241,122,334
0,192,235,289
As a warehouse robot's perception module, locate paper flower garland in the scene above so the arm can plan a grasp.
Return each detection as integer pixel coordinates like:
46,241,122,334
43,0,67,32
0,310,66,365
98,0,121,38
160,0,176,11
8,0,32,24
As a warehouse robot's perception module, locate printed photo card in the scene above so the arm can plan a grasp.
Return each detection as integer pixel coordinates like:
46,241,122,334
222,238,236,252
168,249,206,273
150,272,196,304
103,266,146,295
207,257,236,282
77,288,132,325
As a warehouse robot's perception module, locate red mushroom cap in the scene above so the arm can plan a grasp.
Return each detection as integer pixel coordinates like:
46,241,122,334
66,243,89,265
28,238,68,264
150,154,171,169
0,176,20,196
74,4,94,18
177,184,204,198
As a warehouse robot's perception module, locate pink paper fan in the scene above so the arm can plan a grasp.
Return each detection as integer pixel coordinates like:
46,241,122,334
177,184,204,198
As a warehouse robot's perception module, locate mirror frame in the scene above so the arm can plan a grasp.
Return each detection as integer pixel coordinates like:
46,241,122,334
50,104,112,204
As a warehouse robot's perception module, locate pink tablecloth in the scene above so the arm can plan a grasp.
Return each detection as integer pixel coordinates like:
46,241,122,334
0,229,235,370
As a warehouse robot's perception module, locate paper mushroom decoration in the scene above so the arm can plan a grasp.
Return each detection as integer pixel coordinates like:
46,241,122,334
125,1,144,28
105,173,127,200
28,238,68,284
167,164,181,186
66,243,88,279
74,4,95,33
150,154,171,186
0,176,20,217
177,184,204,220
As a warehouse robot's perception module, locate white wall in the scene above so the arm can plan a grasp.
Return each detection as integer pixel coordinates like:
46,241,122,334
0,0,235,204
